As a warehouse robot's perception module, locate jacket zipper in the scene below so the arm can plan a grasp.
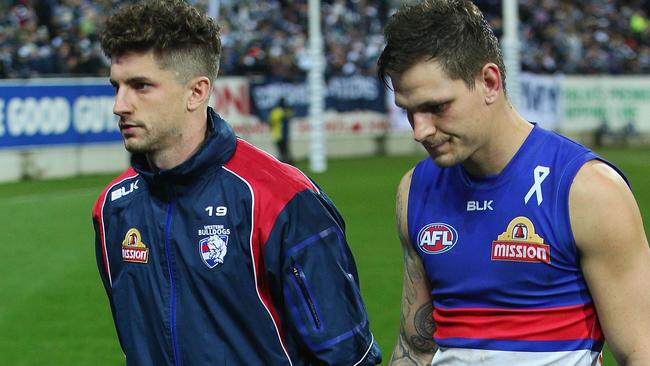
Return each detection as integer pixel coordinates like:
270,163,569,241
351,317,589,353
291,266,321,329
165,200,181,366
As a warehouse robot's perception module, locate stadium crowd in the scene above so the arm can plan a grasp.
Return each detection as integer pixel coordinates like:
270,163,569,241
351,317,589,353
1,0,649,79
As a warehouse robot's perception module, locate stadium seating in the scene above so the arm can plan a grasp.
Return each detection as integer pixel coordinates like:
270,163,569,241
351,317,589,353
1,0,649,79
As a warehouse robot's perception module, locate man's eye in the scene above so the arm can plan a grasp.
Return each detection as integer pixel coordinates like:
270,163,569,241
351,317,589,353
430,103,448,114
133,83,148,90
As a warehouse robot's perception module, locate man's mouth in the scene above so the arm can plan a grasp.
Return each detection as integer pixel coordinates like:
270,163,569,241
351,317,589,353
119,119,142,131
425,137,450,151
119,121,142,135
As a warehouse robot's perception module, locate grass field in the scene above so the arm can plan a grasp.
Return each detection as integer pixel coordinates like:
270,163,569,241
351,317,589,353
0,146,648,365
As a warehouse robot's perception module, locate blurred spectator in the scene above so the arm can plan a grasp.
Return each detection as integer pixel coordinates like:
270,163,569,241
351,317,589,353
267,97,294,164
0,0,112,78
1,0,649,79
594,119,612,147
515,0,650,74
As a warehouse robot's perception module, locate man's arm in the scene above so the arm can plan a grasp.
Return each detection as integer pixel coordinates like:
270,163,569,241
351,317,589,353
389,169,437,366
271,189,381,365
571,160,650,365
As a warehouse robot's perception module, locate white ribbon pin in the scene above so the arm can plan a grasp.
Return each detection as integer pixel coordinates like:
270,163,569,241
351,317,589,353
525,166,550,205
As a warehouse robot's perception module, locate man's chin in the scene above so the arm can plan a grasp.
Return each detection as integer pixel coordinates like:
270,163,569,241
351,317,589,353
430,153,460,168
123,140,150,154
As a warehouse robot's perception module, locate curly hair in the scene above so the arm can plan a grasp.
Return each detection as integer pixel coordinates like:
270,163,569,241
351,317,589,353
377,0,505,92
100,0,221,84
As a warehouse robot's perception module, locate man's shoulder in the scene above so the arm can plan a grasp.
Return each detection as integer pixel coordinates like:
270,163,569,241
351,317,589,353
534,127,593,157
224,139,317,198
520,127,601,177
408,156,446,192
92,167,140,218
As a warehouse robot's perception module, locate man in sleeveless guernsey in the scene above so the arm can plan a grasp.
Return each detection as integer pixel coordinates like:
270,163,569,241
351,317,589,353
91,1,381,365
377,1,650,365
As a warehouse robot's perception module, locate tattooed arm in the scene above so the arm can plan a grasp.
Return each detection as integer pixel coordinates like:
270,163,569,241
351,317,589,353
389,169,438,366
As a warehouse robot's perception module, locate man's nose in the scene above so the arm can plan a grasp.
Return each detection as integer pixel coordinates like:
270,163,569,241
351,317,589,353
113,88,131,117
412,112,436,142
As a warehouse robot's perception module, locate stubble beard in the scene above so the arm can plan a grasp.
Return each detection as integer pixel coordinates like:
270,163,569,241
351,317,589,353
122,128,156,154
123,122,182,157
424,140,463,168
123,139,152,154
431,153,461,168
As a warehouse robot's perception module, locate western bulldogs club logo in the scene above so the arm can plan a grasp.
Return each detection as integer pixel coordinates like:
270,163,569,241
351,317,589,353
200,234,229,268
417,223,458,254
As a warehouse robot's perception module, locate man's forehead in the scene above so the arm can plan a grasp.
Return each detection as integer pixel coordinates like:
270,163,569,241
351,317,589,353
111,51,156,67
110,51,163,79
392,62,466,102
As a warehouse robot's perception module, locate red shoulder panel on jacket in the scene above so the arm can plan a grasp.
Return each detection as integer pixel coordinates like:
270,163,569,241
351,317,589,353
92,167,139,288
92,167,139,219
223,139,317,357
224,138,318,245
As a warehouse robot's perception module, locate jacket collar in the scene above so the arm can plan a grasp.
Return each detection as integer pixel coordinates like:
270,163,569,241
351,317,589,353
131,107,237,188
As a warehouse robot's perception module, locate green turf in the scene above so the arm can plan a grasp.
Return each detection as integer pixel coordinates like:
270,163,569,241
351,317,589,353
0,147,647,365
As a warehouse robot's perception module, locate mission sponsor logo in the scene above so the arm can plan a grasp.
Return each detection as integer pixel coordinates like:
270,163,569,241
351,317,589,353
121,228,149,263
417,223,458,254
491,216,550,264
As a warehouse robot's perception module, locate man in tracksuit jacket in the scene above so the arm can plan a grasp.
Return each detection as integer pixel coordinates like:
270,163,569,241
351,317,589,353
92,1,381,365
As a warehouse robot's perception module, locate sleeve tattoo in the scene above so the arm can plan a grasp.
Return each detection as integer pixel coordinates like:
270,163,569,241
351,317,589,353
389,301,438,365
390,176,438,365
412,302,436,353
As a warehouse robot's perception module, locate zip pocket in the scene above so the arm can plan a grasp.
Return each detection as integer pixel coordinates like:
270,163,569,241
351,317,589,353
291,265,321,330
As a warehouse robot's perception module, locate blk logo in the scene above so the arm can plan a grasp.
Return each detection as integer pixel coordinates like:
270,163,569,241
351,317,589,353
111,181,139,201
467,200,494,211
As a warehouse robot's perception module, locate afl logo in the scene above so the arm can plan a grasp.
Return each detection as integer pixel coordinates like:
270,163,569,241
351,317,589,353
417,223,458,254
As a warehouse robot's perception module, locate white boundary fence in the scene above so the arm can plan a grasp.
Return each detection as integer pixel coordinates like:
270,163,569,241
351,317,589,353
0,73,649,183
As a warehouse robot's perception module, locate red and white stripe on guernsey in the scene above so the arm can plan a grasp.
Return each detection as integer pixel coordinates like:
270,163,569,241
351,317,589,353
224,139,318,365
92,168,139,288
434,302,603,343
431,347,603,365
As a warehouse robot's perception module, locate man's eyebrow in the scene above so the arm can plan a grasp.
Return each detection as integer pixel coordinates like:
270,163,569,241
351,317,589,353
417,100,447,109
109,76,154,87
396,99,449,111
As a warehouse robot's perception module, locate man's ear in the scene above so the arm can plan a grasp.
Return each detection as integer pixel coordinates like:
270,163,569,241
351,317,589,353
186,76,211,111
480,63,502,105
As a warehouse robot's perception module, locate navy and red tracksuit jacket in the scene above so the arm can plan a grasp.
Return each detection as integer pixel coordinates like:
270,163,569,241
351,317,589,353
92,108,381,365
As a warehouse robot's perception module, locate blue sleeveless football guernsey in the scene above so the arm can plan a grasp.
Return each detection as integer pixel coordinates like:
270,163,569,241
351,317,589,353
407,125,624,365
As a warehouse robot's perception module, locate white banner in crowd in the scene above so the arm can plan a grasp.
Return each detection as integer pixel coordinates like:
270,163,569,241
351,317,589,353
561,76,650,133
2,75,650,149
385,73,650,134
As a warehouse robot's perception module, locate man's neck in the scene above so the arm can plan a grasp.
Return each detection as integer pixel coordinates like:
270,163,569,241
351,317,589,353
147,113,210,171
463,104,533,177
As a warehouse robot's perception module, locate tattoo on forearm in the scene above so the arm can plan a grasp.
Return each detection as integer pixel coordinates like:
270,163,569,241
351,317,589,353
412,302,437,353
391,173,437,365
389,302,437,365
389,333,418,366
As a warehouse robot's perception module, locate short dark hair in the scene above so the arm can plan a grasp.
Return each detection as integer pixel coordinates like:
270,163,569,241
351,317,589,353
100,0,221,84
377,0,506,91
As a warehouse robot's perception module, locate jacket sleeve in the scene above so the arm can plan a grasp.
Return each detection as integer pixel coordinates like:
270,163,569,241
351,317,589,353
92,210,126,354
93,217,112,297
265,189,382,365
